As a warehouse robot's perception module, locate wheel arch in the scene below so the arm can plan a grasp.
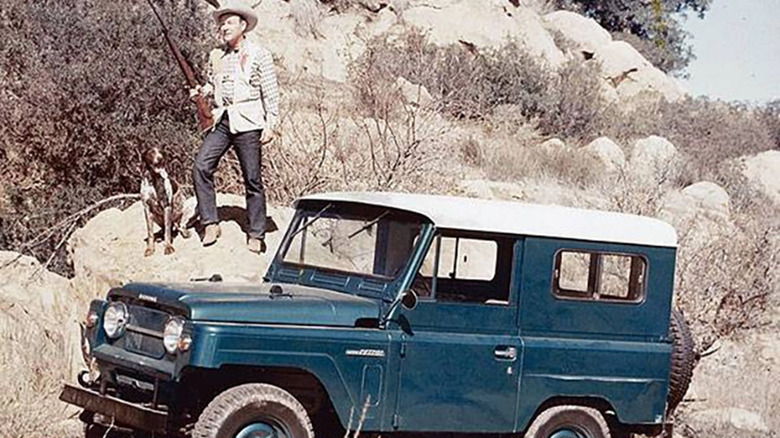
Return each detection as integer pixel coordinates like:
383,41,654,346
178,364,349,430
522,396,616,433
522,396,666,437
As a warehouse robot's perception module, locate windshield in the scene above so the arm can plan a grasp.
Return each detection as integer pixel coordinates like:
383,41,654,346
281,202,427,280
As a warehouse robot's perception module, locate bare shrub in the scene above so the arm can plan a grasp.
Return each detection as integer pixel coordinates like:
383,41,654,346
459,136,484,166
758,99,780,149
538,59,611,140
263,74,458,205
674,193,777,348
605,96,775,182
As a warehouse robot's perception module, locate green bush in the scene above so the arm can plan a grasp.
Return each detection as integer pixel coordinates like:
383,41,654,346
0,0,210,273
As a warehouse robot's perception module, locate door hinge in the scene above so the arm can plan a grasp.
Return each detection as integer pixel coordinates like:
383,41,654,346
392,413,401,429
400,341,406,358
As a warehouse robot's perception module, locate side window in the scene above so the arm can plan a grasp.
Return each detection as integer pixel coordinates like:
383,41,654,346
554,250,646,303
414,234,509,305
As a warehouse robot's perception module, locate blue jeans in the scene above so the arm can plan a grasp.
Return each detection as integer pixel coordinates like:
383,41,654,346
193,114,266,239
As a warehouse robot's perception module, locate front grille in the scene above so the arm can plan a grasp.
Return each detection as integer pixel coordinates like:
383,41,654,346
119,304,169,358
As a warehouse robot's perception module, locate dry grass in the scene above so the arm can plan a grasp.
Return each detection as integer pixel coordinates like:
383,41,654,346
0,298,81,438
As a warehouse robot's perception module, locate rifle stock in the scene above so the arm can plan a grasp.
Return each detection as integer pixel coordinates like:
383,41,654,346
147,0,214,132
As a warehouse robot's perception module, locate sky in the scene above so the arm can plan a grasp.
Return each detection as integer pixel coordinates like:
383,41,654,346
681,0,780,103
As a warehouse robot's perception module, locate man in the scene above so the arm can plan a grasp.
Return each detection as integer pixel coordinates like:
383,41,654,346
190,0,279,253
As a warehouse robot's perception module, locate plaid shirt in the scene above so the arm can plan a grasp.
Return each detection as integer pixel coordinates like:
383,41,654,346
207,38,279,134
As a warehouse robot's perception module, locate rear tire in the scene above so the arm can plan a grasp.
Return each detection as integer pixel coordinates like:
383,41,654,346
193,383,314,438
667,309,695,414
525,405,611,438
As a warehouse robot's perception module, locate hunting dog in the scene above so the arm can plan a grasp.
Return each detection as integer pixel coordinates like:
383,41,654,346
141,147,190,256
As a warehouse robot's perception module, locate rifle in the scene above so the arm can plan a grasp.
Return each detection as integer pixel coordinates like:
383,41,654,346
146,0,214,133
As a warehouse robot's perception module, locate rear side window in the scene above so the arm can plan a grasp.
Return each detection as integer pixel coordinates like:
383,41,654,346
554,250,646,303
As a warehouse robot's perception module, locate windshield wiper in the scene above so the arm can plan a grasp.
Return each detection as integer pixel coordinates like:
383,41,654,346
348,210,390,239
289,203,333,240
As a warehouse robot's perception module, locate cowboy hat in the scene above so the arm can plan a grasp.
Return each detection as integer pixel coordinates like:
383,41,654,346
212,0,259,32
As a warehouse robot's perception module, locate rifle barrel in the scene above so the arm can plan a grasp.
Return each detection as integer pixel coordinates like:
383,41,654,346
146,0,214,132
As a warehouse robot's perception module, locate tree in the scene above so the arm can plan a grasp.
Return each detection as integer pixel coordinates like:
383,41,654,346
555,0,712,74
0,0,211,272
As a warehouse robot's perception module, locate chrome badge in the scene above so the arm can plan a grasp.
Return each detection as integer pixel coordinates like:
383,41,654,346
346,348,386,358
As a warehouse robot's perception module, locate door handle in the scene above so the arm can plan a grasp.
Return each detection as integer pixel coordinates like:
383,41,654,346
494,346,517,361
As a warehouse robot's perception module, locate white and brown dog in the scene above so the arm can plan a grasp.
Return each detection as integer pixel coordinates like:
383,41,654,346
141,147,190,256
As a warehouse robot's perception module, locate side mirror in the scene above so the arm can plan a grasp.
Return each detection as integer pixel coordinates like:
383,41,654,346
401,289,418,310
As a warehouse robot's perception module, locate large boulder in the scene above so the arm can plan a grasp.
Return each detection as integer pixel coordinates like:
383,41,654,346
0,251,70,310
544,11,687,103
740,150,780,205
401,0,564,67
629,135,680,184
596,41,686,102
537,137,569,155
660,181,730,224
578,137,625,173
543,10,611,56
0,251,83,380
67,194,295,289
659,181,732,250
253,0,376,82
458,178,607,210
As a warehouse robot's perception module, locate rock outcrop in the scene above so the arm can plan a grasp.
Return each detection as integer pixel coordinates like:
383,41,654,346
537,138,568,155
67,194,294,289
596,41,686,102
740,150,780,205
0,251,70,310
403,0,564,67
0,251,83,376
249,0,685,103
578,137,625,173
543,11,685,102
659,181,731,223
543,10,611,57
659,181,732,249
628,135,680,184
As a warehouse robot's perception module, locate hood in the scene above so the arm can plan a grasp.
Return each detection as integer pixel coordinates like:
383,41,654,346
112,282,381,327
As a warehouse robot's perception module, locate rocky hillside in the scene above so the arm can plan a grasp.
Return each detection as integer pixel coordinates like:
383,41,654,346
259,0,684,102
1,0,779,437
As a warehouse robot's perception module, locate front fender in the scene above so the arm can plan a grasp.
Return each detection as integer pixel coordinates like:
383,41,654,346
187,322,393,430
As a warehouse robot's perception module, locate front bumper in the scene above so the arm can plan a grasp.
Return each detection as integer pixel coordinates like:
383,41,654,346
59,383,168,433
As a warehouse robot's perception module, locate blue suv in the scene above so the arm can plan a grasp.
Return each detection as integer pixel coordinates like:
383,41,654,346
61,191,694,438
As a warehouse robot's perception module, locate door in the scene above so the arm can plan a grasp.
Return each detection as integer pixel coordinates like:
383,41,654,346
391,234,523,433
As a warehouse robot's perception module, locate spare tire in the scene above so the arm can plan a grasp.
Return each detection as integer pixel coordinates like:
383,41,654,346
667,309,695,413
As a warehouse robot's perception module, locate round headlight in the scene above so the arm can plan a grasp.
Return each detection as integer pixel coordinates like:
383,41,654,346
163,317,186,354
103,302,128,339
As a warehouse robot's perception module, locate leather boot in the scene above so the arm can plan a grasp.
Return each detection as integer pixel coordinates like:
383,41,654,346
202,224,221,247
247,237,266,254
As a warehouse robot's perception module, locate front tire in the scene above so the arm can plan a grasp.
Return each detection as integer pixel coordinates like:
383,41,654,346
525,405,611,438
193,383,314,438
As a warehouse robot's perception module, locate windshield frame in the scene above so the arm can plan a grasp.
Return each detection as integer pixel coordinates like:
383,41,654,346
267,200,433,301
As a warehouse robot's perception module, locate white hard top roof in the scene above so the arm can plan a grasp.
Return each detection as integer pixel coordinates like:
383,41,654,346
297,192,677,248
